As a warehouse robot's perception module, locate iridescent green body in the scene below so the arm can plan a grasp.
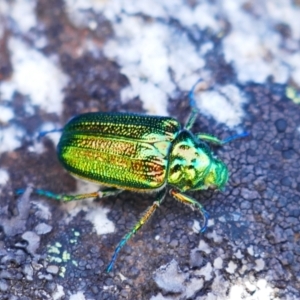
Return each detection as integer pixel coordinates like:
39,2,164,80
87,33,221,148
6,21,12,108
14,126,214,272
55,111,233,272
17,81,247,272
58,112,228,193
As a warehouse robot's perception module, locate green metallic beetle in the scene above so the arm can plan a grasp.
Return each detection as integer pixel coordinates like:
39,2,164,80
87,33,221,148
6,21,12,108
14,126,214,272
18,81,247,272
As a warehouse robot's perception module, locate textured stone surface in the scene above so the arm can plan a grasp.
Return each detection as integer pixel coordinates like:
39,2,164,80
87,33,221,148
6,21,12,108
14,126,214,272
0,1,300,299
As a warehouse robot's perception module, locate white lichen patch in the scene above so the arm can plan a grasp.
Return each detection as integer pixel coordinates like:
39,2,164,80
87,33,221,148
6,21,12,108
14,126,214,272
27,140,47,155
31,201,52,220
254,258,265,272
153,259,187,293
104,20,205,116
85,206,115,235
207,230,223,243
184,277,204,298
0,125,24,155
195,262,213,281
192,220,201,233
193,85,247,127
226,261,237,274
239,263,248,275
150,293,175,300
0,0,37,34
0,169,9,193
223,29,287,83
0,2,69,158
208,274,230,300
247,245,254,256
206,273,277,300
234,249,244,259
63,0,248,126
63,0,300,128
0,106,14,123
0,38,69,115
207,217,215,228
228,278,275,300
244,280,257,294
222,0,300,86
69,291,86,300
213,257,223,269
198,240,211,254
52,284,65,300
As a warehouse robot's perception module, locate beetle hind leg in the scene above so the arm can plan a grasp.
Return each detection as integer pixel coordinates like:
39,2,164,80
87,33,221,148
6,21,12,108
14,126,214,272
106,188,167,272
170,189,209,233
16,187,123,202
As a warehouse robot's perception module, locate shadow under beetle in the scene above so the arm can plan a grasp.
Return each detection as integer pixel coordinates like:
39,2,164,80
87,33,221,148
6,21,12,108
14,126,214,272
17,80,248,272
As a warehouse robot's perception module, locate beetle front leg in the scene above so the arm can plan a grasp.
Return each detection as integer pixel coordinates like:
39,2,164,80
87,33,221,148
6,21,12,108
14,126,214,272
106,188,167,272
170,189,209,233
196,132,249,145
16,187,123,202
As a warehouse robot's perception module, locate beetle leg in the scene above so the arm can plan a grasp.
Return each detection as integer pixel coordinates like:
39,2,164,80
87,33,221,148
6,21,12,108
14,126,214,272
106,188,167,272
196,132,249,145
195,133,224,145
220,132,249,144
16,187,123,202
170,189,209,233
185,107,198,131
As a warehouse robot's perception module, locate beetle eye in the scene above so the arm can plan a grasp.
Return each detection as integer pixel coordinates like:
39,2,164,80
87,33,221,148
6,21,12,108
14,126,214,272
172,164,181,173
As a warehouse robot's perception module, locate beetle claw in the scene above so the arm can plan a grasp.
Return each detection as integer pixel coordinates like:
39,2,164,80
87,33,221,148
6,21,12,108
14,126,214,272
15,189,25,195
200,210,209,233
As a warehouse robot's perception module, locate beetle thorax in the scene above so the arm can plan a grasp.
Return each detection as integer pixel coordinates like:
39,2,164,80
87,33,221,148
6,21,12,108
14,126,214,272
167,130,228,192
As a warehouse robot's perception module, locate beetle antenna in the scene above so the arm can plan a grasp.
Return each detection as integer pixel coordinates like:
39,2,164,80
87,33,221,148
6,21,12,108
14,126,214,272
38,128,63,140
185,78,204,130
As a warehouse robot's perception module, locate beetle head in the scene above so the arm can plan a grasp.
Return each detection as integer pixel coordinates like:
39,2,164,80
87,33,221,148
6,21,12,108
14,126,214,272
200,158,228,191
